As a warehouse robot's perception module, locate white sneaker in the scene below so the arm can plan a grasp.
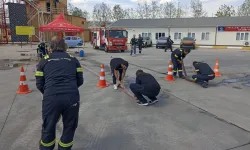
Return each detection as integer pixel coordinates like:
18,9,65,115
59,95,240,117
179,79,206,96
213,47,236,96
114,85,118,90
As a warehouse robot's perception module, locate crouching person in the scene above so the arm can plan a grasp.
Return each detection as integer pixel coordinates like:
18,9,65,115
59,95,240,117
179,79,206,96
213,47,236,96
192,61,215,88
130,70,161,106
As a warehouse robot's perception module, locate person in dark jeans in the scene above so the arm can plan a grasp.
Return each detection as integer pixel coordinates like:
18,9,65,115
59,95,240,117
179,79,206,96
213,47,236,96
110,58,129,90
165,36,173,52
191,61,215,88
130,70,161,106
130,34,137,56
138,34,143,54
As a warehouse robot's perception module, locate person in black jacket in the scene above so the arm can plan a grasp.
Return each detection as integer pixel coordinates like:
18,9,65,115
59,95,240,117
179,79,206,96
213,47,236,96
110,57,129,90
130,70,161,106
35,38,83,150
130,34,137,56
165,36,173,52
138,34,143,54
191,61,215,88
171,48,191,78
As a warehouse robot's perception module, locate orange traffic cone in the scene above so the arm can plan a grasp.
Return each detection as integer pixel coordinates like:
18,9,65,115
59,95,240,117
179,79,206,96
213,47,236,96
97,64,108,88
165,61,175,81
17,66,31,94
214,58,221,77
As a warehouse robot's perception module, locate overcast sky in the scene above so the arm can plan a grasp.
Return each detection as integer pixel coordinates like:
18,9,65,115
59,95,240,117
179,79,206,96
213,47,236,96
70,0,245,17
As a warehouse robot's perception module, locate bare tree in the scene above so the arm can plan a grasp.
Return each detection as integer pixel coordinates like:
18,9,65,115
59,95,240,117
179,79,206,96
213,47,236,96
215,4,236,17
238,0,250,16
161,2,177,18
136,2,145,19
92,2,112,26
190,0,207,17
175,2,185,18
112,5,124,21
124,8,137,19
150,0,160,18
68,3,89,19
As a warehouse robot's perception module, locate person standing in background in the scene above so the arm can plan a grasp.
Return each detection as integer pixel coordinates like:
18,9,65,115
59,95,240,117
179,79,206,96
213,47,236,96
138,34,143,54
130,34,137,56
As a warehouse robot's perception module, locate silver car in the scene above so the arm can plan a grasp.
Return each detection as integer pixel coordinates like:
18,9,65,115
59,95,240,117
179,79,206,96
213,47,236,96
142,37,152,47
156,37,168,48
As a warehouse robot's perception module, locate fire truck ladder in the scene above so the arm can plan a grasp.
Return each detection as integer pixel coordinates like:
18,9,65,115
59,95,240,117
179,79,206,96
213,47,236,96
23,0,51,42
0,0,8,44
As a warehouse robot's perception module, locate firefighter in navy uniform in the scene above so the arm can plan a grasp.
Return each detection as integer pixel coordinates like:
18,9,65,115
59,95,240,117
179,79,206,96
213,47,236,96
191,61,215,88
130,70,161,106
37,42,49,59
35,38,83,150
171,48,191,78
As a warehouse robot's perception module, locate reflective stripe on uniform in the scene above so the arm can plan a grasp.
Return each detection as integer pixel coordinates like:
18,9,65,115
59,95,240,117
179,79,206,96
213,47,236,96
174,54,178,58
40,139,56,147
35,71,44,76
194,78,197,81
173,70,177,72
44,55,49,59
77,67,83,72
195,69,199,72
178,70,183,72
58,140,73,148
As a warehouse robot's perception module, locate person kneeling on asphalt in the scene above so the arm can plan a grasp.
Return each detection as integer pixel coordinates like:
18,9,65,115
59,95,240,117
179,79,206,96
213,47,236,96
171,48,191,79
130,70,161,106
110,57,129,90
191,61,215,88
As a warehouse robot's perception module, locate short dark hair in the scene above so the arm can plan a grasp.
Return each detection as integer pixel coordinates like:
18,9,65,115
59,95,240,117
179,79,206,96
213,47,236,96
123,61,129,67
193,61,201,66
136,69,143,76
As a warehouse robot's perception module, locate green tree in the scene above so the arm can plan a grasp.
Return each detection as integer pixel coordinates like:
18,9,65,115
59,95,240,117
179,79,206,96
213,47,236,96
215,4,235,17
68,3,89,19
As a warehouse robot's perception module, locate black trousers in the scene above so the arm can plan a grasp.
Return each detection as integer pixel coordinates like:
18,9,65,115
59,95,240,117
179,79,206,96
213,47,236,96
165,45,172,52
130,83,160,103
192,74,215,84
138,44,142,53
171,56,183,77
40,93,79,150
111,67,123,84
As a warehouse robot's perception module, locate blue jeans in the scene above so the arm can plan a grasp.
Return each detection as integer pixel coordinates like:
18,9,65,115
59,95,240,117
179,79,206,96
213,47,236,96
130,45,136,55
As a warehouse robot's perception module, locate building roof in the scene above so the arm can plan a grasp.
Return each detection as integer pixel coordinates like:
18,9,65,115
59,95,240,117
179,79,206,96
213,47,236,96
110,16,250,28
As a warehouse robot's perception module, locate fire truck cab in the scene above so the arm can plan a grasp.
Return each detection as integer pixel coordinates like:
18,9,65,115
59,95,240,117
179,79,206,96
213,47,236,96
91,27,128,52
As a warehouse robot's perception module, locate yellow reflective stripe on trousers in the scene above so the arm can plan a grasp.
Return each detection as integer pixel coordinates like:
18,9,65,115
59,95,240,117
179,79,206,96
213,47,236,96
35,71,44,76
178,70,183,72
174,54,178,58
40,139,56,147
58,140,73,148
194,78,197,81
77,67,83,72
44,55,49,59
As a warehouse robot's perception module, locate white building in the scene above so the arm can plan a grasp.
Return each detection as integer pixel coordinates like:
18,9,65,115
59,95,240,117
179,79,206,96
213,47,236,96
110,17,250,46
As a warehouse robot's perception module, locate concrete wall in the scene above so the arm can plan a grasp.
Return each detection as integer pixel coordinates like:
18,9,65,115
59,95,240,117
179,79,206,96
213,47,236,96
216,31,249,46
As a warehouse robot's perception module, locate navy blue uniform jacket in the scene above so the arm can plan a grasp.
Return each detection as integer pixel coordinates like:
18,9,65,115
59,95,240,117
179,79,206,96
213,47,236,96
171,48,186,61
35,51,84,96
194,62,214,75
136,73,161,92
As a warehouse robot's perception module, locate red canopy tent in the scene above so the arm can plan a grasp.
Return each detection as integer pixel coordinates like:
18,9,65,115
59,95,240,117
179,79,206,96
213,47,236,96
39,13,83,33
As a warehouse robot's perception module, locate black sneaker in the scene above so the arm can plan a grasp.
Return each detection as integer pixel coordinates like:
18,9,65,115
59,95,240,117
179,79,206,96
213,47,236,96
137,101,148,106
149,99,159,104
201,82,208,88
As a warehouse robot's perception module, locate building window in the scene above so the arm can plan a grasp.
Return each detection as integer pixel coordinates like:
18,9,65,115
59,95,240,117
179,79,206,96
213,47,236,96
142,32,152,38
188,32,195,38
174,32,182,40
236,32,249,41
155,32,165,40
201,32,209,40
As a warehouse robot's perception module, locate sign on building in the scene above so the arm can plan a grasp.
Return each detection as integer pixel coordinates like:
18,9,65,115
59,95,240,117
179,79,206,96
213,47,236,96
218,26,250,31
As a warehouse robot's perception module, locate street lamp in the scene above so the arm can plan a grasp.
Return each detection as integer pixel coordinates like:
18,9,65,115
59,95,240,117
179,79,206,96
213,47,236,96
168,25,170,36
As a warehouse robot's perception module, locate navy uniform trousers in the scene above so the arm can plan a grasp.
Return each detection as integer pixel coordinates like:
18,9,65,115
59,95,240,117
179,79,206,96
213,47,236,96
171,55,183,77
40,93,79,150
192,74,215,83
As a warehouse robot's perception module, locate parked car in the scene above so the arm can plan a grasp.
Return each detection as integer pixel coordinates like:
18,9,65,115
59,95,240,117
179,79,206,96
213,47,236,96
142,37,152,47
64,36,83,48
180,37,196,49
156,37,168,48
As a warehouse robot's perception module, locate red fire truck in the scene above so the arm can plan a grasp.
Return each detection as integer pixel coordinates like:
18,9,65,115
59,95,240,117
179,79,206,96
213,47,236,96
91,27,128,52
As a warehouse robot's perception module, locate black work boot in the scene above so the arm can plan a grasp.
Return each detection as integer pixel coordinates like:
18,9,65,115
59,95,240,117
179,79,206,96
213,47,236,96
201,81,208,88
179,74,185,79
